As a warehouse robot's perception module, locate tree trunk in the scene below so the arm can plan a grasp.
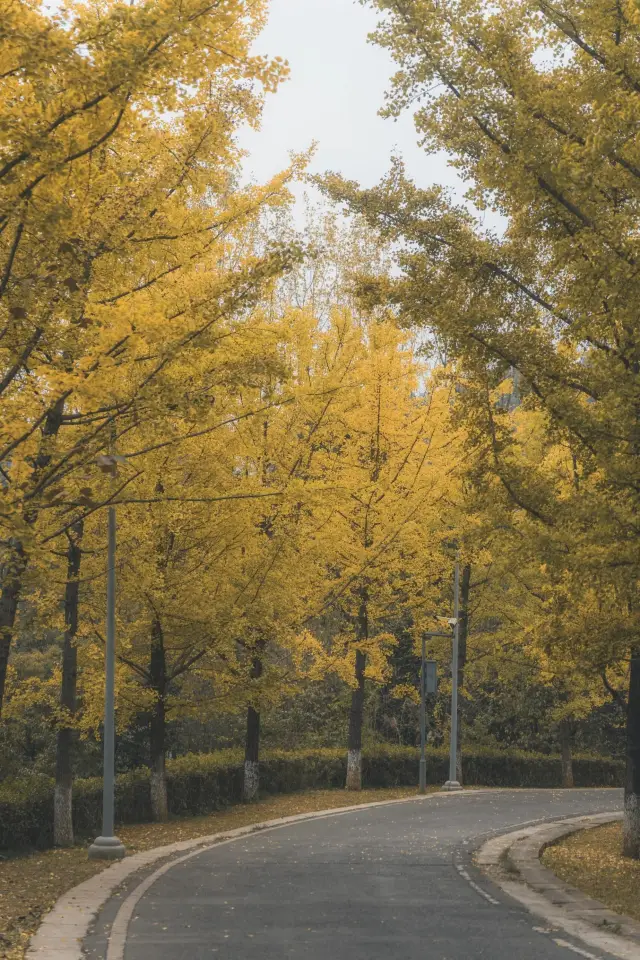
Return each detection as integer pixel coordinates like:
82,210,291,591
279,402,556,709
243,648,264,802
149,618,168,822
0,541,27,715
559,720,574,789
346,596,368,791
0,397,65,717
623,647,640,859
54,520,83,847
456,563,471,786
346,649,366,790
244,705,261,802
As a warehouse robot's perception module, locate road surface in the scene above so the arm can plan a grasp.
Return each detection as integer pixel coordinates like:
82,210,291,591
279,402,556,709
88,788,623,960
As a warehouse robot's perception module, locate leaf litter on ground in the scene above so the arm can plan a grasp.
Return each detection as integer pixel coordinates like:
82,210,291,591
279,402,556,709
542,823,640,924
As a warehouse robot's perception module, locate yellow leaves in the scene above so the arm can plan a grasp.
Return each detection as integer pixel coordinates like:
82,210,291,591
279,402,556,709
2,667,59,723
332,1,640,612
543,824,640,922
76,639,143,736
10,0,634,760
322,638,397,688
245,53,291,94
0,0,310,581
288,630,329,680
389,683,420,705
628,0,640,27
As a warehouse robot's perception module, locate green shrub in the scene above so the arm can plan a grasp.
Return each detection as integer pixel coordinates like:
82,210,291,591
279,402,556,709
0,775,55,851
0,746,624,851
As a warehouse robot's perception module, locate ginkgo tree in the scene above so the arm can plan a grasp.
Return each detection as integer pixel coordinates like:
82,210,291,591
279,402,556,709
303,320,464,789
321,0,640,856
4,297,303,833
435,375,633,785
0,0,302,718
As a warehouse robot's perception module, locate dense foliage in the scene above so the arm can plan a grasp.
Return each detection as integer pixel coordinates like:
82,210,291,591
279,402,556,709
0,0,637,863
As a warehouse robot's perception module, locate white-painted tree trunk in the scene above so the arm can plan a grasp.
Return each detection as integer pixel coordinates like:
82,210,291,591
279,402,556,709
346,642,366,792
53,781,74,847
346,748,362,791
150,770,168,822
243,760,260,802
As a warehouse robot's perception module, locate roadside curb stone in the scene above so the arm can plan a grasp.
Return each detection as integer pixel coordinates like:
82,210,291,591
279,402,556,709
477,811,640,960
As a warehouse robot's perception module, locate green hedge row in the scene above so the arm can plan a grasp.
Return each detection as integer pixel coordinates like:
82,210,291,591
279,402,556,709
0,746,624,851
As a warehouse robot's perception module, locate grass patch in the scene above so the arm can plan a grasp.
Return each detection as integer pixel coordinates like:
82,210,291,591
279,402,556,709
0,785,425,959
542,823,640,924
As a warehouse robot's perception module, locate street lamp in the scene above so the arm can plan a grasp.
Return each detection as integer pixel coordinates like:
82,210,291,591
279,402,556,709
89,453,126,860
419,562,463,793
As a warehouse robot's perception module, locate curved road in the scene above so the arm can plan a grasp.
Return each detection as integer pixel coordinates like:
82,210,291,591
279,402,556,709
89,789,623,960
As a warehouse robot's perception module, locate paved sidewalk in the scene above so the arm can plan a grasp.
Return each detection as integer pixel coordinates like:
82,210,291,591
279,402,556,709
477,812,640,960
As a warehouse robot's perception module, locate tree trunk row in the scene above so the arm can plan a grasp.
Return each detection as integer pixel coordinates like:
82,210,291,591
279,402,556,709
6,511,640,862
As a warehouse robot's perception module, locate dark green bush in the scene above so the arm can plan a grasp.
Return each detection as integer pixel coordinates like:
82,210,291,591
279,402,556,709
0,746,623,851
0,775,55,851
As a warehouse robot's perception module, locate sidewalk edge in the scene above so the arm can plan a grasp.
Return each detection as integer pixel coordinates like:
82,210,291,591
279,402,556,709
476,812,640,960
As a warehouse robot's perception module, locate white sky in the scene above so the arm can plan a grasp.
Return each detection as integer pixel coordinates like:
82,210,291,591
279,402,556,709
238,0,470,216
41,0,487,224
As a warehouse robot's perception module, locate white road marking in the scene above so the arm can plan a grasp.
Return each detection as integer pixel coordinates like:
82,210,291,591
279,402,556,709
553,938,604,959
454,861,500,905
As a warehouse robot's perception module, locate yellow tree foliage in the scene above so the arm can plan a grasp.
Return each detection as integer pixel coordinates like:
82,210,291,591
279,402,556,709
299,319,464,788
322,0,640,855
0,0,304,713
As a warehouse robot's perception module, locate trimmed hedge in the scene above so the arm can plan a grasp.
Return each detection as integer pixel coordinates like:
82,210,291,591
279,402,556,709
0,746,624,852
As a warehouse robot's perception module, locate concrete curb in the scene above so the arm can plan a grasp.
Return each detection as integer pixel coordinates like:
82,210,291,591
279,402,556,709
28,788,483,960
476,812,640,960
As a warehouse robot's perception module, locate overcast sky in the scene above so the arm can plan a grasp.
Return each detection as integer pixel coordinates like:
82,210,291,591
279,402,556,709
238,0,469,214
41,0,475,219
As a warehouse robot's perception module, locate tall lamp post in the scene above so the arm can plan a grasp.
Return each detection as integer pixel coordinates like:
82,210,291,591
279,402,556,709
89,454,126,860
442,558,462,792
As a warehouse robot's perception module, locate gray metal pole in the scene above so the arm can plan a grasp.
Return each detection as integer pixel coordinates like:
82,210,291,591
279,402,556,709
419,635,426,794
443,559,462,791
89,504,125,859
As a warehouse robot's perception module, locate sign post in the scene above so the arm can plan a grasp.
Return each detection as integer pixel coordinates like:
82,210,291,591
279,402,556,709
419,635,445,794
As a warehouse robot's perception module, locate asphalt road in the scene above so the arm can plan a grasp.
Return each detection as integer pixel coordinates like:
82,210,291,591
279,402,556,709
100,789,624,960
